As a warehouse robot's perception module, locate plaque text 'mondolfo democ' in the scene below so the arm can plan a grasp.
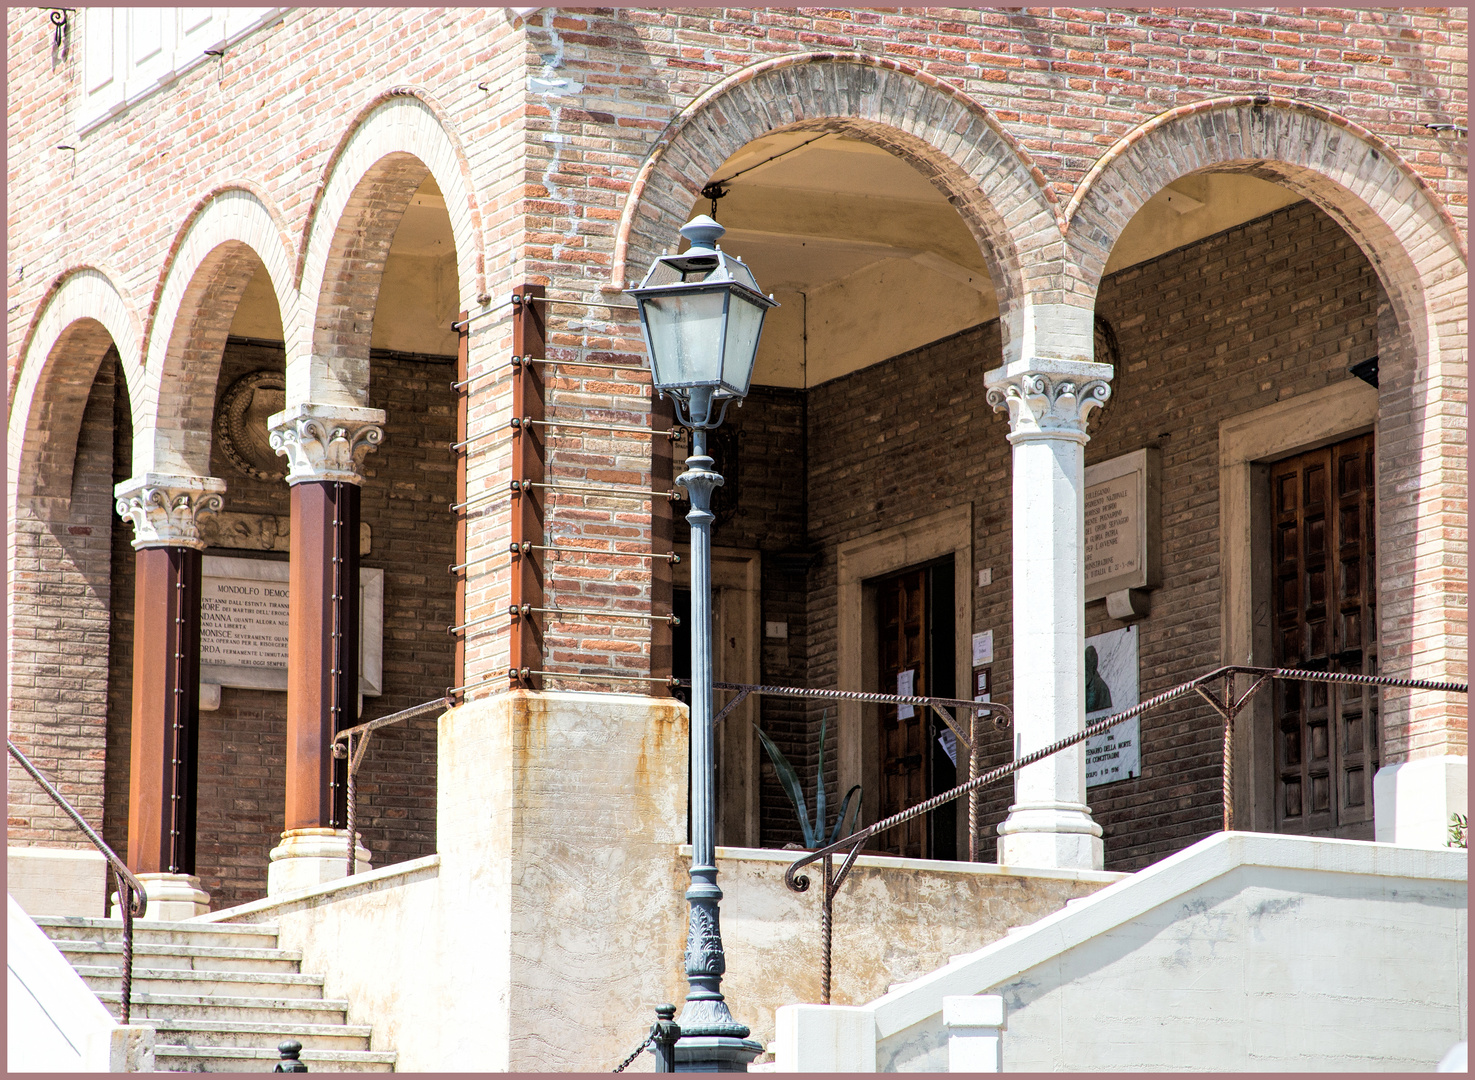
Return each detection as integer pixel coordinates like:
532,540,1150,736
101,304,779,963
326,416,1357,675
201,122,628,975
201,577,291,669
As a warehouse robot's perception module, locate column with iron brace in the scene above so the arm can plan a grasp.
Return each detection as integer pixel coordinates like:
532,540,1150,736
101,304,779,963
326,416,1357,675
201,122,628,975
266,404,384,894
114,474,225,919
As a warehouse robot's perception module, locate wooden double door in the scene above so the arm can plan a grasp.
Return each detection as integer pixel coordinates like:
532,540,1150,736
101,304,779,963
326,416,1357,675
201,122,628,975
1269,433,1379,838
875,560,956,859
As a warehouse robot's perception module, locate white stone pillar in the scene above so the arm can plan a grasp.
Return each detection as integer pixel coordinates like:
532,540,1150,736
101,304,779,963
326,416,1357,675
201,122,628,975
943,995,1005,1072
1373,757,1468,849
985,358,1112,870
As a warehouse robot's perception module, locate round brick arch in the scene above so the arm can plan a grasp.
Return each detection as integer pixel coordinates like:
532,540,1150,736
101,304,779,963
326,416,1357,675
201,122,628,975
611,53,1065,367
1065,97,1467,376
295,89,485,408
1068,96,1467,741
136,185,298,480
9,267,144,505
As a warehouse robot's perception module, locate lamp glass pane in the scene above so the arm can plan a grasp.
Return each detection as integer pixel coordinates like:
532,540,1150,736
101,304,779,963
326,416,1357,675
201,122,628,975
720,292,767,396
641,291,728,388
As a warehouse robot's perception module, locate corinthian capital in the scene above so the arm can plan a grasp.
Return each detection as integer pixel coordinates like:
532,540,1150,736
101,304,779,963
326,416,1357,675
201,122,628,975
268,403,386,485
984,358,1113,443
114,474,227,550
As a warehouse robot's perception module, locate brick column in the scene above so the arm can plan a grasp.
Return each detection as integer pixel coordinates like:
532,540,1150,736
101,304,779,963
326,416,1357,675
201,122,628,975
266,403,383,894
985,357,1112,870
113,473,225,919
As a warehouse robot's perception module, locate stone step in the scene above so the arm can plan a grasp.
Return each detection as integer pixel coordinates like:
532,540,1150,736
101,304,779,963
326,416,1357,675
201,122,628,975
140,1018,374,1052
35,915,279,951
55,939,303,973
76,964,329,999
97,989,350,1026
152,1045,396,1073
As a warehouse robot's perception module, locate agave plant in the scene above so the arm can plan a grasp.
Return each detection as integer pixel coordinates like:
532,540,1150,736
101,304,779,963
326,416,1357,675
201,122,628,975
754,709,862,849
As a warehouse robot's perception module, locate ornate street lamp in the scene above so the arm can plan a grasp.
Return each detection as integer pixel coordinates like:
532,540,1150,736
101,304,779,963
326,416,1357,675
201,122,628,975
629,215,776,1071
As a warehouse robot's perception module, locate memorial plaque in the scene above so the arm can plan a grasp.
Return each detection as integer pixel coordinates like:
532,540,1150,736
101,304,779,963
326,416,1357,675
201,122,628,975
1085,625,1140,787
1083,448,1160,602
199,555,383,696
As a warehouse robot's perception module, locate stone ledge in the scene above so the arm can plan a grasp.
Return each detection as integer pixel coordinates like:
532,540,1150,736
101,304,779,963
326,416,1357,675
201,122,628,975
194,854,440,924
682,844,1129,885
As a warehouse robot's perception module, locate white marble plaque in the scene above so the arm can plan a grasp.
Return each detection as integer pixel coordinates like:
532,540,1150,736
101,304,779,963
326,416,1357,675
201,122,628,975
200,555,383,696
1083,449,1160,602
1084,625,1140,788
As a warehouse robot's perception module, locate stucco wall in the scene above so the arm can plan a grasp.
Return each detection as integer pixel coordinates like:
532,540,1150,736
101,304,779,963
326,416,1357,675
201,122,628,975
871,833,1468,1072
208,692,1119,1070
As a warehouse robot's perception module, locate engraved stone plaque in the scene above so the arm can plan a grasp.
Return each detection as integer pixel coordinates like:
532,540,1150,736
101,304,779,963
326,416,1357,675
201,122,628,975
200,555,383,696
1083,449,1160,603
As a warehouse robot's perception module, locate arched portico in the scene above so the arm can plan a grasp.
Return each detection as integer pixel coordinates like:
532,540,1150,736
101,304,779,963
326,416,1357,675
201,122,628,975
1067,98,1468,848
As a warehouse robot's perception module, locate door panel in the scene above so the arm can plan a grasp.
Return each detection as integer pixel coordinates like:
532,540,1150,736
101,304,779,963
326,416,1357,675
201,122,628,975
1270,433,1377,838
877,568,928,857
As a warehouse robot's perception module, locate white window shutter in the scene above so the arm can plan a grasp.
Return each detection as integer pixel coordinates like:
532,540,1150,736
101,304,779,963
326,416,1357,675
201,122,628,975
124,8,178,101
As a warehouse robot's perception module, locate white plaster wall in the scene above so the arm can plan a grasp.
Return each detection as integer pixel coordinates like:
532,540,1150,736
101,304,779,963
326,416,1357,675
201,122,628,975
202,692,1119,1071
7,894,118,1071
7,847,108,917
875,834,1467,1073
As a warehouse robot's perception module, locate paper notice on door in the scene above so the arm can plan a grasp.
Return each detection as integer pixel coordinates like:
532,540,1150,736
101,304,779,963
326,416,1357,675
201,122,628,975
897,669,916,719
938,728,958,766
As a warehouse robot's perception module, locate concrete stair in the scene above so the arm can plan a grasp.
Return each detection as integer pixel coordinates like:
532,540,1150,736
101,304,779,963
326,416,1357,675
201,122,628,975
35,915,396,1072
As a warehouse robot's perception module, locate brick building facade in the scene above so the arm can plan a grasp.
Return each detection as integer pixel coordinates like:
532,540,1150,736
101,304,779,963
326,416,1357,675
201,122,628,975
7,7,1465,911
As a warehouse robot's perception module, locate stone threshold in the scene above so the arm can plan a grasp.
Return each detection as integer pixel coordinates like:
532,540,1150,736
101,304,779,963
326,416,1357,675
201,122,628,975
683,845,1129,885
193,855,441,924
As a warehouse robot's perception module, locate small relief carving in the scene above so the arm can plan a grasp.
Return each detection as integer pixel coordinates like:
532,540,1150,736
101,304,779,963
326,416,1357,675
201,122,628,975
197,512,372,555
215,370,288,482
683,903,726,977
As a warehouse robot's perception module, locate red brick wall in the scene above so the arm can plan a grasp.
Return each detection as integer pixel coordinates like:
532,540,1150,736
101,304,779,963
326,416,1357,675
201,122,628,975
7,355,117,851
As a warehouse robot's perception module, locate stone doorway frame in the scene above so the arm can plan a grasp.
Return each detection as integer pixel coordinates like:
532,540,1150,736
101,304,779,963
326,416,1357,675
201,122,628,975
675,544,762,848
1218,378,1379,832
835,504,973,846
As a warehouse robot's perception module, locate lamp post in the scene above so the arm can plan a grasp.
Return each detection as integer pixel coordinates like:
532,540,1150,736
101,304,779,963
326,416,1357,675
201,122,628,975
629,215,777,1072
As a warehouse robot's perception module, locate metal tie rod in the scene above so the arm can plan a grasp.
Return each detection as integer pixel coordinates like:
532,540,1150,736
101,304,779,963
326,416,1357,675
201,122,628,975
453,417,679,450
510,603,679,625
449,545,679,573
512,355,650,373
515,294,637,311
450,299,517,331
514,416,679,437
448,611,514,635
453,481,682,513
509,667,679,686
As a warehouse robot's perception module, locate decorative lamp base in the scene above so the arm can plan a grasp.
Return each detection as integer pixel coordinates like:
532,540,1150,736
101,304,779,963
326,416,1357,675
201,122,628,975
267,828,371,896
111,872,210,921
674,1036,765,1072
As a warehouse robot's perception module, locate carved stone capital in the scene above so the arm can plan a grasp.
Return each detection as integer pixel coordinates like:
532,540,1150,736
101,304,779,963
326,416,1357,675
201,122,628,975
268,403,386,485
114,474,227,550
984,359,1113,444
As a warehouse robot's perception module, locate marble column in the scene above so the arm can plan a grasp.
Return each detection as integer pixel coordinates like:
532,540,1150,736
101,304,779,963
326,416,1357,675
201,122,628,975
267,403,383,894
113,473,225,919
985,358,1112,870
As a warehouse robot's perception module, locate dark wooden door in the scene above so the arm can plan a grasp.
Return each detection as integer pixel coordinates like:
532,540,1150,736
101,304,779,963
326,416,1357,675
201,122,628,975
878,568,928,857
1270,433,1378,838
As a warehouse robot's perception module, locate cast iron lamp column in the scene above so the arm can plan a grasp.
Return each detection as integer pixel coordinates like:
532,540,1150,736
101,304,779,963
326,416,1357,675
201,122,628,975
628,215,776,1071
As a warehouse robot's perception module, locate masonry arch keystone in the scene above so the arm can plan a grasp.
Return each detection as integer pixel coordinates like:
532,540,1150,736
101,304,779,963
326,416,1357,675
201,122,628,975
611,53,1069,368
295,89,485,410
135,185,297,482
10,267,144,508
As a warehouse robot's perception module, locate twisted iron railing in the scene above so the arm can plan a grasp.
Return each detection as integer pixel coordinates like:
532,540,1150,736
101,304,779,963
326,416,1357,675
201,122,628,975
332,696,453,877
7,739,148,1023
780,665,1468,1003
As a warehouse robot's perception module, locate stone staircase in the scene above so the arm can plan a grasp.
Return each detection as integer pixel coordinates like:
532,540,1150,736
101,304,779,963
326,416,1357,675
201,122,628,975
35,915,396,1072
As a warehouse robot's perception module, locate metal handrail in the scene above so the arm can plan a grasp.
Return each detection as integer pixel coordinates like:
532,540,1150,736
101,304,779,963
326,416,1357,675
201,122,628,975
331,697,453,878
7,739,147,1023
781,664,1468,1003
